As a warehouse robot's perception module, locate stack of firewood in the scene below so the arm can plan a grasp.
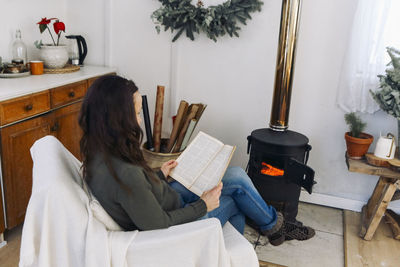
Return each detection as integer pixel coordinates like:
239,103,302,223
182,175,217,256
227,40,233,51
142,85,206,153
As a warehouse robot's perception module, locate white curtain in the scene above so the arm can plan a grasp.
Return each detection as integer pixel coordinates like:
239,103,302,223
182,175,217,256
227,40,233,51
337,0,392,114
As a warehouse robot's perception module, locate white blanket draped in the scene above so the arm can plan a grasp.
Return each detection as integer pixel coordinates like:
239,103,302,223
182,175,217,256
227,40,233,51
19,136,258,267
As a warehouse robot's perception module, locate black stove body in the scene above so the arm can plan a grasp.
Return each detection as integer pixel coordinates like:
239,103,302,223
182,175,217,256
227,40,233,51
246,128,315,222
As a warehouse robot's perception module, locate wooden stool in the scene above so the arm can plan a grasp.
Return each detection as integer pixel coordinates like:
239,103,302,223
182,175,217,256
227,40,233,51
346,156,400,240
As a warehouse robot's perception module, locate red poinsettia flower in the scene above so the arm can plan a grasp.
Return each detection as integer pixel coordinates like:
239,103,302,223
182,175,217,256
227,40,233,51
53,21,65,35
37,17,51,25
37,17,56,25
36,17,66,46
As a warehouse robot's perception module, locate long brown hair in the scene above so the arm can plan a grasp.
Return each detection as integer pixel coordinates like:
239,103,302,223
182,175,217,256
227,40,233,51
79,75,156,186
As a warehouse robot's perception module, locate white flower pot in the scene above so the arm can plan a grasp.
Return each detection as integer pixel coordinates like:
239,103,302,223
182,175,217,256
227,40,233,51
39,45,68,69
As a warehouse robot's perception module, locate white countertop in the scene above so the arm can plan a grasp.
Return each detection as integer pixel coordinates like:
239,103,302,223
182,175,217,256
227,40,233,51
0,65,117,101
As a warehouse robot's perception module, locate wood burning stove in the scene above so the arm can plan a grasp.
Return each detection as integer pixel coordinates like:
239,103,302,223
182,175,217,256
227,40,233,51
247,129,314,221
246,0,316,223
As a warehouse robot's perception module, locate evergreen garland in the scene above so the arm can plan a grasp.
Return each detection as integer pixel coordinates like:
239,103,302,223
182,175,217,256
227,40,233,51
371,47,400,119
151,0,263,42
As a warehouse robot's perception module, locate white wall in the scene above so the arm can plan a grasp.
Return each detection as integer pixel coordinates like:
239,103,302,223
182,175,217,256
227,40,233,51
107,0,173,135
63,0,173,135
65,0,107,66
0,0,67,63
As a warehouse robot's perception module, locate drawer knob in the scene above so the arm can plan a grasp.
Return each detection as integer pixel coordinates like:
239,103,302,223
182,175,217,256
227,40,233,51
25,104,33,111
68,91,75,98
51,122,60,132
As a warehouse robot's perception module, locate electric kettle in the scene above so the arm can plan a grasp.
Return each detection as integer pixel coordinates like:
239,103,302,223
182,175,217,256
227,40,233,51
374,133,396,160
66,35,87,65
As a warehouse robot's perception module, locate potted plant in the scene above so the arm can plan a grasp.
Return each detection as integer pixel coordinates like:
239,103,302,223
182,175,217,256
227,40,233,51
344,112,374,159
35,17,68,69
371,47,400,157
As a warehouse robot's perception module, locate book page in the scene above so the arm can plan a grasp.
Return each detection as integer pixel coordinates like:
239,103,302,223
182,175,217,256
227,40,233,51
170,132,223,189
190,145,235,196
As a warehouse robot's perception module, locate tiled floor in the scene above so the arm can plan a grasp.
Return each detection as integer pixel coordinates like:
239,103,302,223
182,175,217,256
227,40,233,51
244,202,344,267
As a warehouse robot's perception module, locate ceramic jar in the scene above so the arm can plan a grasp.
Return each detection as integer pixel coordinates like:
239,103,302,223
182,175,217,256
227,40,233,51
39,45,68,69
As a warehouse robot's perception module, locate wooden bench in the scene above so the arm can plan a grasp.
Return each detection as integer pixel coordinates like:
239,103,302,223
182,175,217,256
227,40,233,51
346,155,400,240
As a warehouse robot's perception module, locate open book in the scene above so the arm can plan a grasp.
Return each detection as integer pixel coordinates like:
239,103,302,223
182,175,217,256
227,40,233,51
169,131,236,196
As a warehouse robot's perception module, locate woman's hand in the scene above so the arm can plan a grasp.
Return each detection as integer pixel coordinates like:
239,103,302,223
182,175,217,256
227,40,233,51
160,160,178,178
200,182,223,212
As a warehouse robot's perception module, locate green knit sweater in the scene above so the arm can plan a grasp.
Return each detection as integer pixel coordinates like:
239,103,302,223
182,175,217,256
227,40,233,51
87,153,207,231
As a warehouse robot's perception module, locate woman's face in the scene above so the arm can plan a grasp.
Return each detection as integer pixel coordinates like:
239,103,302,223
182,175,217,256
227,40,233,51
133,91,142,125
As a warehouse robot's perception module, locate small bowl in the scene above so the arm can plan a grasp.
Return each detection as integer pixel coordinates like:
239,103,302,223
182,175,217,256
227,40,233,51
4,63,26,73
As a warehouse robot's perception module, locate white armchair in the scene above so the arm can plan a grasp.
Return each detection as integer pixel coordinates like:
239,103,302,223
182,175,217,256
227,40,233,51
19,136,259,267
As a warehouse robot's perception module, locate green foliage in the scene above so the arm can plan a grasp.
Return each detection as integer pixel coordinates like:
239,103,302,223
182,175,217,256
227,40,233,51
39,24,47,34
345,112,366,138
371,47,400,119
151,0,263,42
34,40,43,49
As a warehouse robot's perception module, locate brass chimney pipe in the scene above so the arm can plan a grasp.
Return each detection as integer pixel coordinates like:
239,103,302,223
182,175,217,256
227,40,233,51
269,0,302,131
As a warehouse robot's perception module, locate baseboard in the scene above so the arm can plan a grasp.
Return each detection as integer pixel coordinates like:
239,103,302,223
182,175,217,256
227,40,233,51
300,190,400,214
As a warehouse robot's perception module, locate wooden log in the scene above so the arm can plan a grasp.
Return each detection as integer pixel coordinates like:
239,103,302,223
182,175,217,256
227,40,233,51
180,119,197,151
153,85,165,152
391,189,400,201
194,103,207,121
385,209,400,240
178,103,207,151
346,155,400,179
167,100,188,152
365,153,390,167
361,177,397,240
388,158,400,172
366,177,387,219
173,104,199,153
142,95,154,151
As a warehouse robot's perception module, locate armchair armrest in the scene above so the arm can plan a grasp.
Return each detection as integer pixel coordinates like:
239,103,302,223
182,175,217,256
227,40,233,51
124,218,258,267
126,218,230,267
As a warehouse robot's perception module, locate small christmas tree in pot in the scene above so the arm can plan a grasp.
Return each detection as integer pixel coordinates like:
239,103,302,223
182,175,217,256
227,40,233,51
371,47,400,158
344,112,374,159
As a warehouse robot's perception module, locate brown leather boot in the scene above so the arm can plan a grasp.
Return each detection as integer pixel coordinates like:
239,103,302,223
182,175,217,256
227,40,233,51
284,220,315,241
261,212,286,246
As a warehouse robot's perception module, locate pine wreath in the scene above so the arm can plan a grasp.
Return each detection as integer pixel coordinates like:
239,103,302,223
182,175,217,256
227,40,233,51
151,0,263,42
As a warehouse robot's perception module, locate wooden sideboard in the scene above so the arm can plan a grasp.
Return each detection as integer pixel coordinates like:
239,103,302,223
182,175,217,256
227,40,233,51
0,69,115,238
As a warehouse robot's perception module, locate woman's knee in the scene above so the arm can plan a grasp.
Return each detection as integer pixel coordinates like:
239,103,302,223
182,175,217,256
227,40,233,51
223,166,253,186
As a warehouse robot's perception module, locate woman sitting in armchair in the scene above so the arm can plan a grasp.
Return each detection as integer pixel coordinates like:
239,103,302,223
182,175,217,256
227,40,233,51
79,75,314,246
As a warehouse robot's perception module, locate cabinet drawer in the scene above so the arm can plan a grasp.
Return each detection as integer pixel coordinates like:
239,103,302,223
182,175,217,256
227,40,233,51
51,80,86,108
0,91,51,126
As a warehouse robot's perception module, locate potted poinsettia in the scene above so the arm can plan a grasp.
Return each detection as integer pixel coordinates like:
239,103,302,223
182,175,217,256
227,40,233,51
344,112,374,159
34,17,68,69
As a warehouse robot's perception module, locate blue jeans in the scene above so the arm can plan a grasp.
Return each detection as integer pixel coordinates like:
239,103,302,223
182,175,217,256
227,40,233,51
169,166,278,234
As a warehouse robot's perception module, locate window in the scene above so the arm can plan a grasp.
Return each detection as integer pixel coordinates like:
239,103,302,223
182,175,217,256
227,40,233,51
336,0,399,114
384,1,400,61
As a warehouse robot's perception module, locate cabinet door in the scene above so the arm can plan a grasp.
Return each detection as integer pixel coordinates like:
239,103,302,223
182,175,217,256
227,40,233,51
1,114,51,228
53,102,82,160
0,185,4,234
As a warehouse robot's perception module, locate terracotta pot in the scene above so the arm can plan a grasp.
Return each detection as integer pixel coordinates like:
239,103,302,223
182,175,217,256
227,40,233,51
345,132,374,159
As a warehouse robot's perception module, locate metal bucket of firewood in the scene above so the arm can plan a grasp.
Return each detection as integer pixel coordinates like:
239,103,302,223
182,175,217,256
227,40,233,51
142,138,182,169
